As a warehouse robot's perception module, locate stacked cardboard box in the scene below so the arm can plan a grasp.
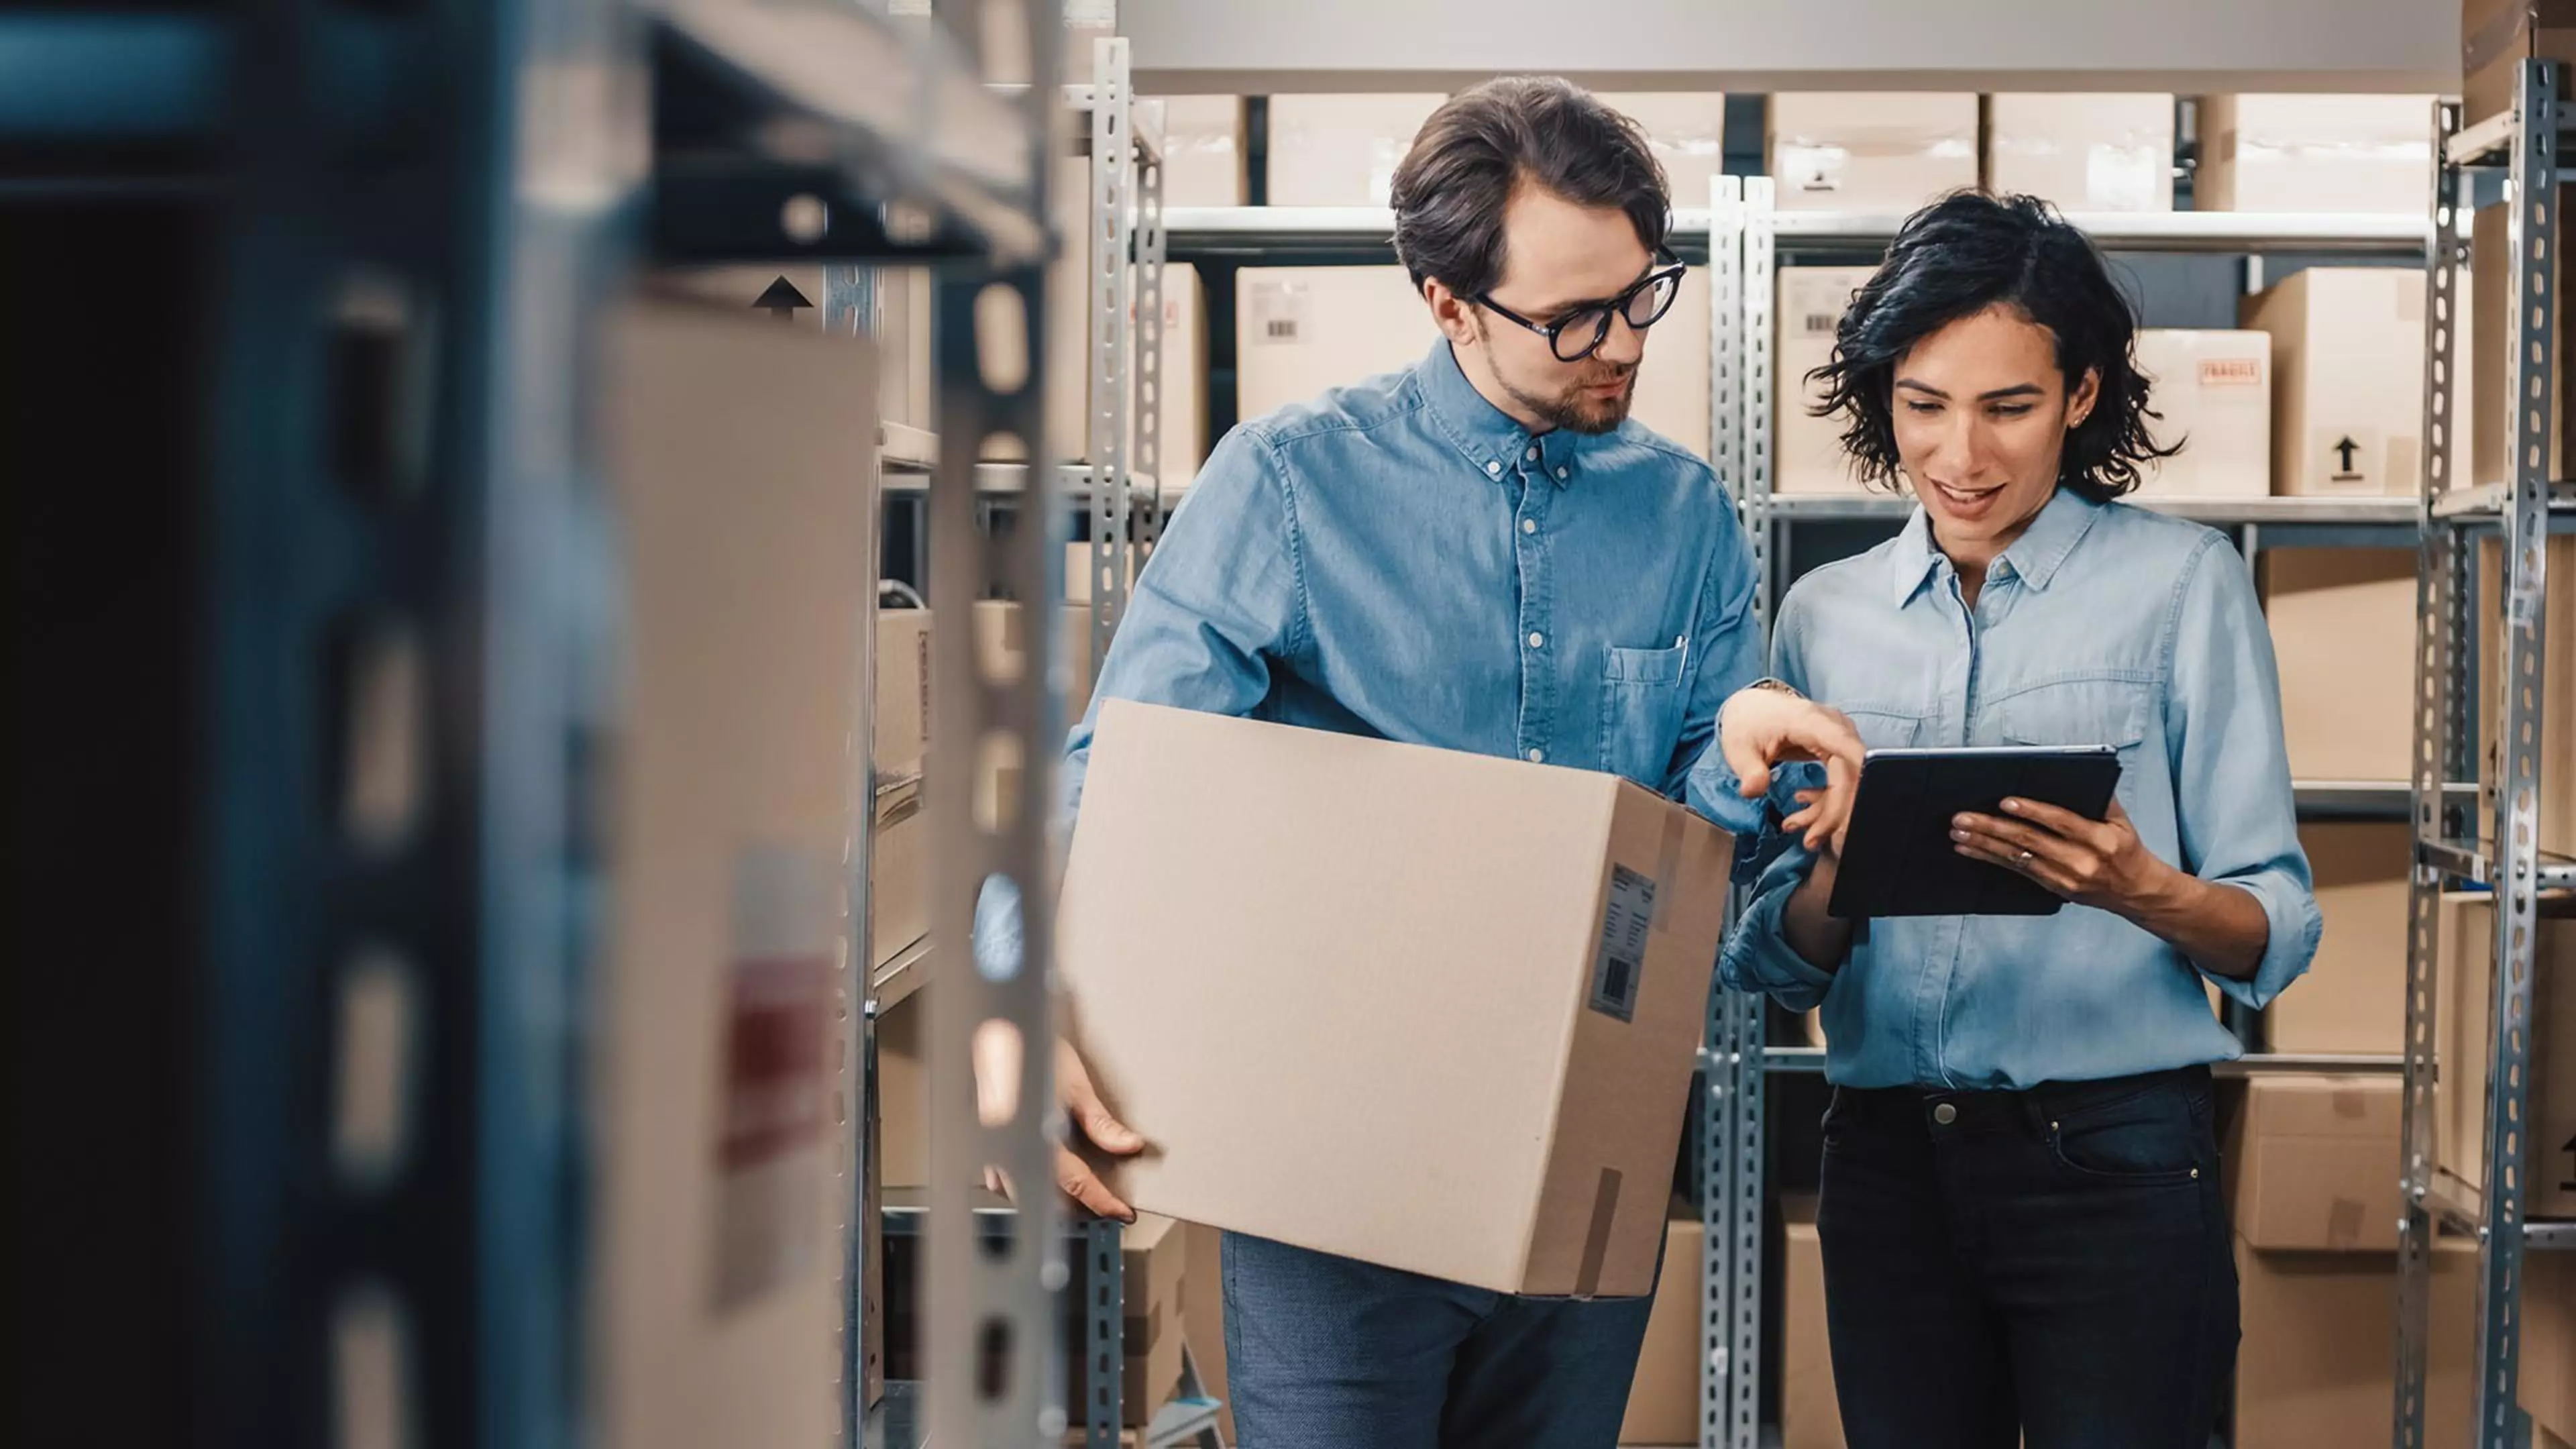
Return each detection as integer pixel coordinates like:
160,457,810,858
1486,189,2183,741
1618,1203,1705,1446
1180,1222,1235,1445
2243,266,2473,499
596,297,870,1449
2128,329,2273,498
1063,1214,1189,1430
1768,94,1978,214
1781,1196,1843,1449
2195,95,2438,214
2434,892,2576,1222
2233,1236,2476,1449
1609,93,1732,212
1267,94,1447,207
2263,822,2414,1054
2477,536,2576,862
2229,1075,2404,1252
1058,701,1735,1295
1155,96,1248,207
1774,266,1877,495
2260,548,2418,785
1986,95,2175,213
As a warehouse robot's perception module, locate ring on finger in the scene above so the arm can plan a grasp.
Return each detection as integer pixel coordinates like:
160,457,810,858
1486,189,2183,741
2016,848,2035,867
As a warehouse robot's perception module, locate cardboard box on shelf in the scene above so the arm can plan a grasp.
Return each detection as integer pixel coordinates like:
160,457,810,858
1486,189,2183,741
1986,95,2174,213
875,995,927,1189
1617,1204,1705,1446
2243,266,2465,498
1154,96,1247,207
2477,535,2576,861
1235,266,1440,420
2259,547,2417,785
2225,1075,2402,1251
2233,1236,2476,1449
2529,1250,2576,1446
875,267,936,435
2471,199,2576,489
1267,94,1446,207
2463,0,2576,119
596,297,869,1449
1775,266,1878,496
1768,93,1978,215
1782,1195,1844,1449
1064,1213,1189,1429
868,784,926,973
1180,1222,1236,1446
1142,264,1210,485
2434,891,2576,1220
1603,92,1731,215
2195,95,2439,215
1059,702,1735,1295
876,609,932,784
2263,822,2413,1054
2129,329,2272,498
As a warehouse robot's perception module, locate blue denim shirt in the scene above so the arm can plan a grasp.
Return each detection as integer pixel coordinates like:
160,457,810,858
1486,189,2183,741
1719,488,2322,1090
1064,337,1774,835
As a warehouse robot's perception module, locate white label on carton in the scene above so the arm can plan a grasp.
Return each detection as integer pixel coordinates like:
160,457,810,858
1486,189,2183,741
2086,144,2162,213
1778,143,1850,197
1589,865,1657,1022
2314,425,2384,490
1248,278,1312,346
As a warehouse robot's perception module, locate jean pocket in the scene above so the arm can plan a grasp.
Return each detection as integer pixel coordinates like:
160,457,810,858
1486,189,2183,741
1600,643,1688,786
2044,1083,2208,1184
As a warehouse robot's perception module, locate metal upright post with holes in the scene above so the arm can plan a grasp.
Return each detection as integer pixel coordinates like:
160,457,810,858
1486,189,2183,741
2397,57,2576,1449
1089,36,1140,653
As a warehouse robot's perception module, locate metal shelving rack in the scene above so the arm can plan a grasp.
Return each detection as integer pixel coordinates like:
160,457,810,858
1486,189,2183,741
848,34,1203,1449
2396,62,2576,1449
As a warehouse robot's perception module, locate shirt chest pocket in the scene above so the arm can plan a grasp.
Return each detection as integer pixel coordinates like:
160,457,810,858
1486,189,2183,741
1599,642,1689,787
1994,678,2155,809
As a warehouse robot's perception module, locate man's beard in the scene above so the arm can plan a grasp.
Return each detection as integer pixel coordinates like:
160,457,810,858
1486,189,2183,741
1503,365,1636,434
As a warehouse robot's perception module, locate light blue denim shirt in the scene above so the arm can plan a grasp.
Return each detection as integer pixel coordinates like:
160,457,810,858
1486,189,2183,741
1719,488,2322,1090
1064,337,1774,834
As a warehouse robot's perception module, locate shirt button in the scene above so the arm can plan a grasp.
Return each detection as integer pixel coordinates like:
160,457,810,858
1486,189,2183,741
1527,749,1545,763
1525,445,1539,462
1521,518,1538,535
1556,466,1568,480
1932,1102,1959,1126
1527,632,1545,649
1485,460,1502,476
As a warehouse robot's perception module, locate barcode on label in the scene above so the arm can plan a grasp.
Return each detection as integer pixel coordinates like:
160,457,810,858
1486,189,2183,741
1590,865,1657,1022
1266,318,1299,341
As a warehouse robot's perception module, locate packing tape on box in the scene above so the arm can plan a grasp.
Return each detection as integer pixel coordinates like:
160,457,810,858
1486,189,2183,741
1575,1165,1624,1299
1651,811,1685,936
2328,1197,2368,1248
2332,1087,2367,1120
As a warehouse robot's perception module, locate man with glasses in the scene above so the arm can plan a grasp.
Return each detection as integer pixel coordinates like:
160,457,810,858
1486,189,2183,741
1045,76,1863,1446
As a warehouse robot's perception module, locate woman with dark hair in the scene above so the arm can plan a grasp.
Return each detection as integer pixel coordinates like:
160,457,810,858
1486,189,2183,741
1721,193,2322,1448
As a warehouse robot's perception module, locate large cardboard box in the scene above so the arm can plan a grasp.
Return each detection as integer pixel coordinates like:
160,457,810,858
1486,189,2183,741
1604,92,1731,213
2265,822,2414,1054
1236,266,1439,419
1059,702,1735,1295
1267,94,1446,207
876,608,932,785
596,298,867,1449
1155,96,1246,207
1782,1196,1844,1449
2463,0,2576,119
1618,1205,1705,1446
2244,266,2455,498
2196,95,2438,215
2260,548,2418,784
1768,93,1978,214
1775,266,1877,495
2477,535,2576,861
1064,1214,1188,1429
2233,1236,2477,1449
2434,892,2576,1220
2470,199,2576,489
869,784,927,973
1986,95,2174,213
2226,1075,2402,1251
2129,329,2272,498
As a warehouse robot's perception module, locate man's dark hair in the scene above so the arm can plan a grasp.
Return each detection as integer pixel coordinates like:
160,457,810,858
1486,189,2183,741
1811,191,2180,503
1389,77,1670,300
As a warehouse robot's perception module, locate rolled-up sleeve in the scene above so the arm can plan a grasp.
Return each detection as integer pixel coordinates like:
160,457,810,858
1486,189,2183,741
2169,541,2322,1009
1712,590,1839,1008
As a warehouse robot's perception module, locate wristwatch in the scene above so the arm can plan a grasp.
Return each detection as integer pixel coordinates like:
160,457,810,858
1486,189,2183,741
1747,677,1805,699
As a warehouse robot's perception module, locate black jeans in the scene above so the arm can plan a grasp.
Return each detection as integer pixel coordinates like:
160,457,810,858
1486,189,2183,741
1816,1065,2239,1449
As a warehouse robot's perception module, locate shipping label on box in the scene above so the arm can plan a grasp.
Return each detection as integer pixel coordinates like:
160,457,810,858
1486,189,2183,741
1059,702,1733,1297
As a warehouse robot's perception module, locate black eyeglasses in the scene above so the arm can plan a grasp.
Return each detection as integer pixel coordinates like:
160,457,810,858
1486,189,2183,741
1475,252,1686,362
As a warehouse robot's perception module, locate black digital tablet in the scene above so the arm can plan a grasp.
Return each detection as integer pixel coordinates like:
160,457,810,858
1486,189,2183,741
1825,745,2123,920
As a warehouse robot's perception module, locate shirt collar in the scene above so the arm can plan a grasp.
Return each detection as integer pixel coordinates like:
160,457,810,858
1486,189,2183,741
1887,486,2104,608
1413,339,1581,488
